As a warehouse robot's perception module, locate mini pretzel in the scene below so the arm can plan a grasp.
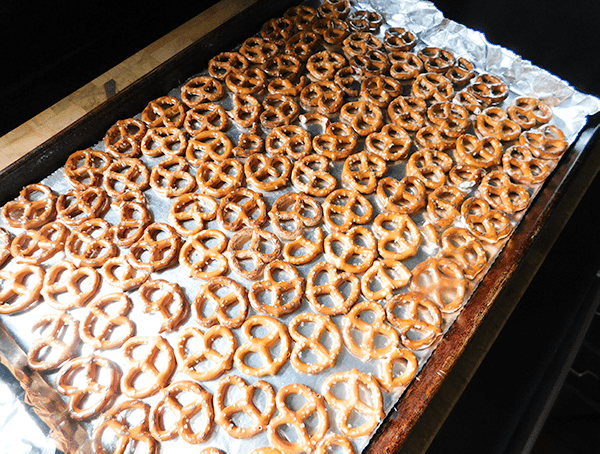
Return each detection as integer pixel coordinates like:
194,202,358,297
387,96,427,132
102,157,150,197
169,192,218,237
342,31,383,58
388,50,423,81
440,227,488,280
56,187,109,226
342,150,388,194
149,155,196,198
102,255,150,291
411,72,454,102
226,93,262,130
140,126,187,158
291,154,338,197
455,133,503,168
385,291,443,350
27,312,79,371
42,259,100,310
410,257,468,313
139,279,189,333
234,131,264,157
384,27,417,52
426,184,465,228
313,121,359,160
234,315,291,376
453,90,484,116
196,158,244,198
213,374,276,438
269,192,322,241
226,67,267,95
268,383,330,452
415,125,456,151
507,96,552,129
502,144,552,185
260,94,300,129
519,124,568,160
0,264,44,314
283,226,324,265
417,47,455,74
322,188,373,233
461,197,513,243
264,53,302,80
365,123,412,161
261,16,294,46
479,170,531,213
306,261,360,316
300,80,345,114
339,100,384,136
428,101,470,137
225,227,282,280
318,0,351,20
348,9,383,32
56,355,121,421
448,164,485,190
312,17,349,45
475,106,521,142
142,96,185,128
322,369,384,438
350,50,390,79
179,229,229,279
468,73,509,104
265,124,312,160
361,259,411,301
80,293,135,349
150,380,214,444
181,75,225,107
64,218,118,268
186,130,233,164
376,346,419,393
268,75,308,97
239,36,278,65
127,222,181,272
111,199,152,248
121,335,176,398
193,276,249,329
208,51,249,80
285,5,318,30
184,102,229,136
376,175,427,214
249,260,305,317
334,65,360,97
446,57,476,86
306,50,346,81
64,148,113,190
93,400,157,454
11,221,69,265
217,187,267,232
175,326,236,381
104,118,147,158
406,148,453,190
285,30,321,60
1,183,56,229
244,153,292,191
372,212,422,261
324,225,377,274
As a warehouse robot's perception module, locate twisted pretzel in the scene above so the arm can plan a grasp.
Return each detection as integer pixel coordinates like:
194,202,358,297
141,96,185,128
180,75,225,107
244,153,292,191
350,50,390,79
455,133,503,169
27,312,79,371
185,130,233,164
475,106,521,142
300,80,345,114
42,259,100,310
306,261,360,316
519,124,568,160
324,225,377,274
372,212,422,261
169,192,218,237
102,157,150,197
342,31,382,58
376,346,419,393
184,102,229,136
208,51,249,80
140,126,187,157
341,150,388,194
249,260,305,317
348,9,383,32
239,36,278,65
265,124,312,160
127,222,181,273
291,154,338,197
0,264,43,314
225,227,282,280
361,259,411,300
410,257,468,313
322,188,373,232
507,96,553,129
264,53,302,80
313,121,359,160
228,93,262,130
103,118,146,158
461,197,513,243
260,94,300,129
411,72,454,102
1,183,56,229
406,147,453,190
139,279,189,333
387,96,427,132
261,16,294,46
195,158,244,198
446,57,476,86
179,229,229,279
312,17,349,45
339,100,384,136
225,67,267,95
56,187,109,226
428,101,470,137
306,49,346,81
64,148,112,190
502,144,552,185
389,50,423,81
417,47,455,74
376,175,427,214
384,27,417,52
479,170,531,213
415,125,456,151
101,255,150,291
64,218,118,268
365,123,412,161
269,192,322,241
439,227,488,280
80,293,135,350
468,73,509,104
234,131,264,157
285,30,321,60
448,164,485,190
149,155,196,198
193,276,249,329
217,187,267,231
426,184,465,228
11,221,69,265
282,226,324,265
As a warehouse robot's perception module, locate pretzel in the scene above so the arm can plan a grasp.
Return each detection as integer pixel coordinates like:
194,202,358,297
234,131,264,157
364,124,411,162
179,229,229,279
186,130,233,165
312,17,349,45
149,155,196,198
175,326,236,381
261,16,295,46
446,57,476,86
224,96,260,131
196,158,244,198
10,221,69,265
239,36,278,65
361,259,411,300
502,144,552,185
371,212,421,261
127,222,181,272
0,264,44,314
440,227,488,280
322,369,384,438
102,157,150,197
342,31,383,58
181,75,225,107
306,261,360,316
64,148,113,190
249,260,305,317
244,153,292,191
318,0,351,20
506,97,551,130
384,26,417,52
215,188,266,233
461,197,513,243
208,51,249,80
139,129,185,160
282,226,323,266
428,101,470,137
42,259,100,310
375,346,419,393
415,125,456,151
285,30,321,60
340,151,387,195
322,188,373,232
141,96,185,128
475,106,522,142
193,276,249,329
268,383,330,452
56,187,109,226
284,5,318,31
121,335,176,398
267,75,308,97
347,9,383,32
339,100,384,136
79,293,134,350
149,380,214,444
56,355,121,421
264,53,302,80
213,374,276,438
103,118,147,158
376,175,427,214
264,126,310,161
388,50,423,81
101,255,149,291
479,170,531,213
453,90,484,116
225,227,282,280
169,192,218,237
455,133,503,169
468,73,509,104
313,121,359,160
291,154,338,197
306,50,346,81
406,147,453,190
139,279,189,333
0,227,11,267
1,183,56,229
411,72,454,102
387,96,427,132
27,312,79,371
268,193,320,242
410,256,468,313
226,67,267,95
300,80,345,114
93,400,157,454
350,49,390,79
519,124,568,160
234,315,291,376
448,164,485,190
426,184,465,228
64,218,118,268
385,291,443,350
184,102,229,136
260,94,300,129
111,199,152,248
324,226,377,274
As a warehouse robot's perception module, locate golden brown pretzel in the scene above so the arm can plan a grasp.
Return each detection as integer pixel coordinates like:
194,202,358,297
388,50,423,81
334,65,361,97
348,9,384,32
104,118,147,158
440,227,488,280
139,279,189,333
234,131,264,157
519,124,568,160
225,227,282,280
291,154,338,197
384,27,417,52
313,121,359,160
208,51,249,80
226,67,267,95
455,133,503,168
217,187,267,232
127,222,181,273
461,196,513,243
283,225,324,265
376,175,427,214
1,183,56,229
260,94,300,128
264,53,302,80
428,100,470,137
27,312,79,371
318,0,351,19
101,255,150,291
169,192,218,237
342,31,383,58
453,90,484,116
42,259,100,310
411,72,454,102
195,158,244,198
350,49,390,78
341,150,388,194
468,73,509,104
426,184,465,228
56,187,109,226
507,96,553,129
417,47,455,74
375,346,419,392
140,126,187,157
475,106,521,142
289,312,342,374
372,212,422,260
361,259,411,300
184,102,229,136
339,100,384,136
406,147,453,190
322,188,374,232
244,153,292,191
269,192,322,241
285,5,318,30
239,36,278,65
102,157,150,197
180,75,225,107
249,260,305,317
64,148,113,190
193,276,249,329
285,30,321,60
141,96,185,128
261,16,295,46
446,57,476,86
502,144,552,185
10,221,69,265
415,125,456,151
324,225,377,274
306,261,360,316
265,124,312,160
268,75,308,97
312,16,349,45
110,198,152,247
300,80,345,114
64,218,118,268
80,293,135,350
227,93,262,129
479,170,531,213
179,229,229,280
410,256,468,313
306,49,346,81
365,123,412,162
0,227,10,267
186,130,233,164
149,155,196,198
448,164,485,190
360,75,401,108
387,96,427,132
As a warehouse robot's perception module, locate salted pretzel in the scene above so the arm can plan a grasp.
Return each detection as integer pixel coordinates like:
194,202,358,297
324,225,377,274
446,57,476,86
360,76,401,108
388,50,423,81
291,154,338,197
507,96,552,129
249,260,305,317
169,192,218,237
27,312,79,371
461,196,513,243
102,157,150,197
387,96,427,132
475,106,522,142
64,218,118,268
11,221,69,265
264,53,303,80
103,118,146,158
42,259,100,310
193,276,249,329
322,188,373,232
468,73,509,104
101,255,150,291
406,147,453,190
0,264,44,314
322,369,384,438
127,222,181,272
213,374,276,438
175,326,236,381
372,212,421,261
283,226,324,265
376,175,427,214
268,383,330,453
285,30,321,60
339,100,384,136
312,17,349,45
80,293,135,349
141,95,185,129
0,227,11,267
384,26,417,52
306,261,360,316
234,314,291,376
179,229,229,279
56,355,121,421
261,16,295,46
234,131,264,157
225,227,282,280
376,346,419,393
184,102,229,136
385,291,443,350
1,183,56,229
208,51,249,80
448,164,485,190
341,151,387,194
455,133,503,168
269,192,322,241
417,47,455,74
318,0,351,19
519,124,568,160
267,75,308,97
426,184,465,228
306,49,346,81
260,94,300,128
300,80,345,114
111,198,152,248
334,65,360,97
284,5,318,29
149,380,214,444
440,227,488,280
239,36,278,65
244,153,292,191
342,31,383,58
410,256,468,313
186,130,233,164
502,144,552,185
411,72,454,102
139,279,189,333
414,125,456,151
313,121,359,160
225,93,262,130
93,400,157,454
216,187,267,232
479,170,531,213
453,90,484,116
140,126,187,158
181,75,225,107
364,123,411,162
121,335,176,398
428,101,470,137
347,9,383,32
225,67,267,95
149,155,196,198
361,259,411,301
64,148,113,190
350,49,390,79
265,125,312,160
195,158,244,198
56,186,109,226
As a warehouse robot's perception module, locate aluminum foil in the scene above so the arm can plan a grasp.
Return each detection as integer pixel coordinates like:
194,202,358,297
1,1,600,453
